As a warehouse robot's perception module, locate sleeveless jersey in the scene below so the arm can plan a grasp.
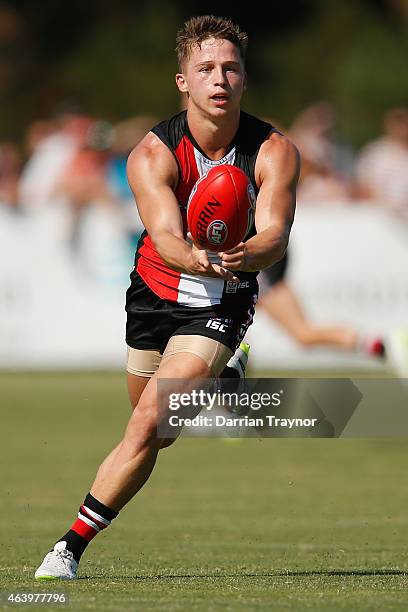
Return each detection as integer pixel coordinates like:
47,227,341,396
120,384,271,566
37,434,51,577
134,110,272,307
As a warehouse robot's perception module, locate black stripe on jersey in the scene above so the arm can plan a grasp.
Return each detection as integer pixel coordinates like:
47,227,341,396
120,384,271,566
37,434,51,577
151,111,186,184
233,112,274,192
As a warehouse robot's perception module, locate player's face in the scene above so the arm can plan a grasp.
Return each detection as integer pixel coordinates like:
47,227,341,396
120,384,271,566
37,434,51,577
176,38,247,118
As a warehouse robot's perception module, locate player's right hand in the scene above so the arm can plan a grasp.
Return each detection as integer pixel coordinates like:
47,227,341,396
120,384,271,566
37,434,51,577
186,236,239,282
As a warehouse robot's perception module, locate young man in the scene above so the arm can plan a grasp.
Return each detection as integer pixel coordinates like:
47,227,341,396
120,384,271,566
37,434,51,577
35,15,299,579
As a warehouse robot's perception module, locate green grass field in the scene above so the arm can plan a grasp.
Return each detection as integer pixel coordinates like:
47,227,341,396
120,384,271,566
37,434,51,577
1,372,408,611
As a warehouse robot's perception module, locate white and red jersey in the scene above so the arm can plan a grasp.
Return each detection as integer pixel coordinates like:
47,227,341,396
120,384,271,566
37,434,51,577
134,110,272,307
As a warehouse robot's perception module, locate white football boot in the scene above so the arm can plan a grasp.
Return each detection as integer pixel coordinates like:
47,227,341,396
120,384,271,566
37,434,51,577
35,541,78,580
226,342,250,378
221,342,251,416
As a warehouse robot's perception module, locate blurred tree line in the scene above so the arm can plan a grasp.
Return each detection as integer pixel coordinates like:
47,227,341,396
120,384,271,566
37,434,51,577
0,0,407,149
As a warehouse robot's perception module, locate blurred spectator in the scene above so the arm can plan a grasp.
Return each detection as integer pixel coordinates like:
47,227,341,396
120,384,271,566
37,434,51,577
16,110,156,283
56,118,118,259
19,113,94,211
288,101,353,204
58,119,113,211
355,107,408,217
24,119,56,158
0,142,21,211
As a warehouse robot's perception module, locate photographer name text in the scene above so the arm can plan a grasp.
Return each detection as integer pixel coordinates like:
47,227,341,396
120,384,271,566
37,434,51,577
167,415,318,428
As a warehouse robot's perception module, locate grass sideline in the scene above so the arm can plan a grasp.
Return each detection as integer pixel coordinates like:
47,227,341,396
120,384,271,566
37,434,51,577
1,371,408,611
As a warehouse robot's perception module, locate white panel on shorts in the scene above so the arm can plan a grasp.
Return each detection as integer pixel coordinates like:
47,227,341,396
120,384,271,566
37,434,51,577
177,238,226,306
177,273,224,307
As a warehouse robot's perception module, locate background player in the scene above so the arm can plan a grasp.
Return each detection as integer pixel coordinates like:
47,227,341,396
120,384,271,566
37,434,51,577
258,252,385,357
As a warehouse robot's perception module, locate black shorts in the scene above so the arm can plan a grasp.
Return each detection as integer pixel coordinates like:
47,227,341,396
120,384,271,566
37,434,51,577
262,251,289,287
125,270,258,354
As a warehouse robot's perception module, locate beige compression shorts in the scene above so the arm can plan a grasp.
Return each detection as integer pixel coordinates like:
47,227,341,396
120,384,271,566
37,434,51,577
126,335,233,378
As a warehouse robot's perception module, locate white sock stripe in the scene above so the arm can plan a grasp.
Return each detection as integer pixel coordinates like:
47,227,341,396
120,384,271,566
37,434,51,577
82,506,111,526
77,513,100,532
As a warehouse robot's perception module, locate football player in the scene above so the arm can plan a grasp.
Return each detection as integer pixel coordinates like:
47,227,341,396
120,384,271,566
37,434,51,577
35,14,299,579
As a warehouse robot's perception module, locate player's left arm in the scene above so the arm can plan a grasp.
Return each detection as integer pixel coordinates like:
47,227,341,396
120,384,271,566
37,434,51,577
220,133,300,272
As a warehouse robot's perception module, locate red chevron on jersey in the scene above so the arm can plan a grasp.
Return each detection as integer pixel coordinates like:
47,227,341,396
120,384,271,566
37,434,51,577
137,234,180,302
173,134,200,207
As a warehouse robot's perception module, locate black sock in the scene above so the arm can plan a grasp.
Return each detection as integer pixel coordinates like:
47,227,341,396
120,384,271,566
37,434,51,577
220,365,240,379
56,493,118,563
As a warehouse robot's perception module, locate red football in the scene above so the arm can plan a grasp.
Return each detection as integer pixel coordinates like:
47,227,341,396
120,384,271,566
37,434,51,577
187,165,256,252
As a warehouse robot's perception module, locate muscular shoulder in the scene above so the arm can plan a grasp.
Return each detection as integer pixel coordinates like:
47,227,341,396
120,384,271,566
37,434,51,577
255,131,301,186
260,130,300,167
127,132,179,191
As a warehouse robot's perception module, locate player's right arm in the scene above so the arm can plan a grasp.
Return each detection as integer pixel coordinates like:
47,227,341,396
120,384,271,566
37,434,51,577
127,133,237,281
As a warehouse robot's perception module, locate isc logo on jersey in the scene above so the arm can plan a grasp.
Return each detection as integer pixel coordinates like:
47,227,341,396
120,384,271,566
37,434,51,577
225,280,250,294
205,317,232,332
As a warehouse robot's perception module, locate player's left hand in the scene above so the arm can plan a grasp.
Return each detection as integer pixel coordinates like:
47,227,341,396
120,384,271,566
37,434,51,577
219,242,246,271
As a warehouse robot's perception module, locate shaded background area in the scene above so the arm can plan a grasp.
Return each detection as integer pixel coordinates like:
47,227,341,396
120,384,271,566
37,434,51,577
0,0,407,372
1,0,407,146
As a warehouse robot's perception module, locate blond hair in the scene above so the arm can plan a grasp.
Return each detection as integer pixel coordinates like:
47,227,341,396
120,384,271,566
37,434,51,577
176,15,248,69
